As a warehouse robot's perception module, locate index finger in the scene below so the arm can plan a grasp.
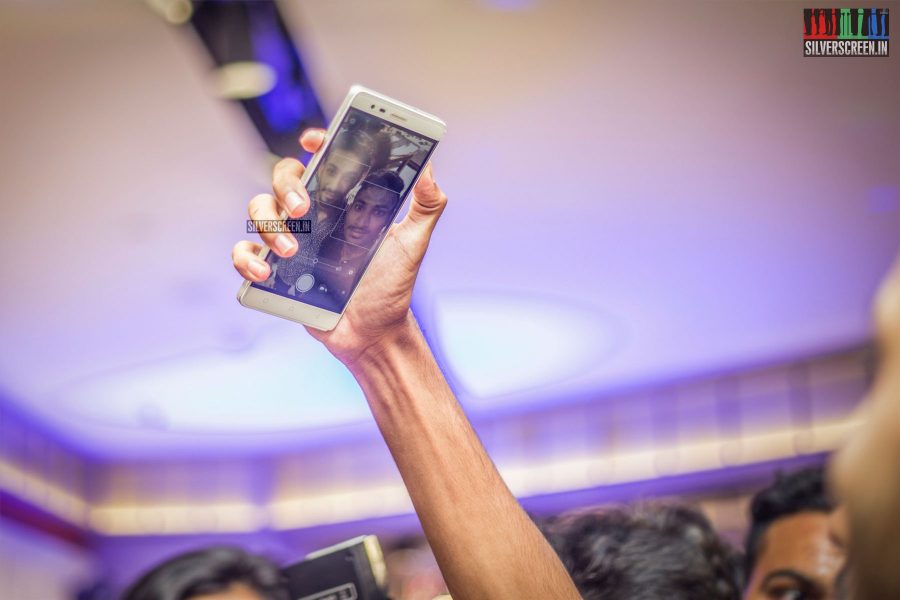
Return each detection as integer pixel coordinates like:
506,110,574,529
272,157,310,219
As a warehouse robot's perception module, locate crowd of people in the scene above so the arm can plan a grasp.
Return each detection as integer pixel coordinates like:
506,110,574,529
118,466,848,600
217,127,900,600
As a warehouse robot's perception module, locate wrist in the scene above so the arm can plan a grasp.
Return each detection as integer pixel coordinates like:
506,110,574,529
344,310,423,374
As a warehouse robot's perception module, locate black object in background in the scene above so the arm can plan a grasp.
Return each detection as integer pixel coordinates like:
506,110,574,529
189,0,325,159
283,535,390,600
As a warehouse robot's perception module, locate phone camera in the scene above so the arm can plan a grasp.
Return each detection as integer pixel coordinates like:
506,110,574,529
370,104,375,109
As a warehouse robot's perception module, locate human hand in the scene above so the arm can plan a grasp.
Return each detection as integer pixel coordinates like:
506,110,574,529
231,129,448,365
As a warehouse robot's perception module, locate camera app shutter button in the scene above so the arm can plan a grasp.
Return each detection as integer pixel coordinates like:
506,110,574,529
295,273,315,293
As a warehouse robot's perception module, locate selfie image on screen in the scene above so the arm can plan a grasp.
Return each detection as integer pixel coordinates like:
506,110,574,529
251,108,437,313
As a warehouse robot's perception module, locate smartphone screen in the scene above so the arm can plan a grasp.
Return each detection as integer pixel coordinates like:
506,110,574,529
251,107,438,313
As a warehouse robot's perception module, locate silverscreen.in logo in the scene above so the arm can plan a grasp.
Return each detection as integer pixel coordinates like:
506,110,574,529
246,219,311,234
803,8,889,56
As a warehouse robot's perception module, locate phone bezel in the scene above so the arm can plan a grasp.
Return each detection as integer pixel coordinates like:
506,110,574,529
236,85,446,331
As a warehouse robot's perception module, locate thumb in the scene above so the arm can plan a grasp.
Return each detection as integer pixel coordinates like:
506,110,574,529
406,163,448,232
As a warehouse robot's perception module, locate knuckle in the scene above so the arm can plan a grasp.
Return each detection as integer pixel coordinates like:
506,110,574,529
232,239,250,256
272,174,295,197
274,157,298,172
248,193,271,219
273,158,302,188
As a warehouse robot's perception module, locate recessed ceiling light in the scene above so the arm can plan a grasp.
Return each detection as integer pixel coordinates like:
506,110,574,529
212,61,277,100
433,291,624,399
145,0,193,25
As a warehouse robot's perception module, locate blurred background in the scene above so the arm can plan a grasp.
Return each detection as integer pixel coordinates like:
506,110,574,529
0,1,897,598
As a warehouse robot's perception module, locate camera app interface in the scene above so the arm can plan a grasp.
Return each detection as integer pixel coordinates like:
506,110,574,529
252,107,437,313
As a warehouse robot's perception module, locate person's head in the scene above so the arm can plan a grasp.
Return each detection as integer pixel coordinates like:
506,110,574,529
743,467,843,600
122,546,288,600
543,503,742,600
342,170,404,248
316,129,375,206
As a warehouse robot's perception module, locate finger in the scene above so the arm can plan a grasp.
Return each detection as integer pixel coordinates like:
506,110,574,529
300,128,326,153
248,193,298,258
405,162,448,234
272,157,311,219
232,239,271,282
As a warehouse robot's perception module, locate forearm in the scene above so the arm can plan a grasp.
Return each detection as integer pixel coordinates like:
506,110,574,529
347,313,581,600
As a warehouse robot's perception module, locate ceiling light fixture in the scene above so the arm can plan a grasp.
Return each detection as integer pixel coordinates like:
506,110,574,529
212,61,278,100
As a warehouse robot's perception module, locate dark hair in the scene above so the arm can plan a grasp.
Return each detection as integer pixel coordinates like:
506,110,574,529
357,169,404,208
121,546,288,600
370,131,393,170
542,504,742,600
744,467,835,578
331,128,376,167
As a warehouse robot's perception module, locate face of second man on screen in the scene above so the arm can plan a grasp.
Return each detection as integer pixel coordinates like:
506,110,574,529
342,186,396,248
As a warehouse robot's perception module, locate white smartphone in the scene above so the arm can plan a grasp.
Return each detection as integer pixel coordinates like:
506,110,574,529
237,85,446,331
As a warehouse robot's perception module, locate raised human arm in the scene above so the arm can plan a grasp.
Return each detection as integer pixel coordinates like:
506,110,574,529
347,314,581,600
232,130,581,600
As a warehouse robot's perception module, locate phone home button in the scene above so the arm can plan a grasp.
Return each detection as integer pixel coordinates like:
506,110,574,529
295,273,315,293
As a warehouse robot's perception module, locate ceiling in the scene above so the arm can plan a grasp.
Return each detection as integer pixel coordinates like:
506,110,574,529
0,0,897,458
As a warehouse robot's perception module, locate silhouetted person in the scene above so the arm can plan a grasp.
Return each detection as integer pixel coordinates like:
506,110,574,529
825,8,834,36
880,7,890,38
804,9,813,36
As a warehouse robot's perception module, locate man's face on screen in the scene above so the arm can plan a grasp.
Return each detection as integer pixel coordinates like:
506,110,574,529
343,186,395,248
317,151,367,207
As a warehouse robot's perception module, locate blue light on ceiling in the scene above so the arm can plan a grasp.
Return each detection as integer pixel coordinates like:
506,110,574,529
432,291,624,400
56,329,368,435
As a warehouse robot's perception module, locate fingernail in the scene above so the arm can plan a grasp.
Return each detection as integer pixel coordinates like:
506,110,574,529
286,190,306,216
276,234,296,254
248,259,269,279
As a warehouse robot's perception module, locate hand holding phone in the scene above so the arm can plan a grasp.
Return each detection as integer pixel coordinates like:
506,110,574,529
231,86,448,365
